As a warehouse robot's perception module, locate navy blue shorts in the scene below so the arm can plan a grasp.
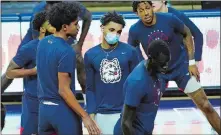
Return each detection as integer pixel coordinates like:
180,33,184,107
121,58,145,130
20,94,39,135
38,100,82,135
159,62,191,92
114,117,153,135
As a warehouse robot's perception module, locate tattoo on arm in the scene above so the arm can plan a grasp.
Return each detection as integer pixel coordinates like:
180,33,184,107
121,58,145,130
72,44,86,94
1,60,20,93
183,25,195,60
121,104,136,135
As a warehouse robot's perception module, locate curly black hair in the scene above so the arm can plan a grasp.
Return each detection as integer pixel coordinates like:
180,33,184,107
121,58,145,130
147,40,170,61
100,11,126,28
132,1,152,12
46,1,61,5
47,1,81,31
32,11,47,31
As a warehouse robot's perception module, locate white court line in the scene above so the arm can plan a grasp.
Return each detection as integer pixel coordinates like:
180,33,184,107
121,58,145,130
192,108,207,121
173,108,185,121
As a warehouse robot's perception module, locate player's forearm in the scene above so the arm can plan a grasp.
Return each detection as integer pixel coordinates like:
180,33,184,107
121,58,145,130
6,68,36,79
194,32,203,61
122,105,136,135
1,74,13,94
122,119,134,135
76,53,86,93
78,11,92,48
183,25,195,60
59,88,88,118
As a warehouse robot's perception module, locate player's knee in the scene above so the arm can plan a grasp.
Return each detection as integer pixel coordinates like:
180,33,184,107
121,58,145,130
200,100,214,114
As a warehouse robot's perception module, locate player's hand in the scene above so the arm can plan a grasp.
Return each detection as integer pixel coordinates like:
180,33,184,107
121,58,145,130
90,113,95,120
188,65,200,82
82,115,101,135
196,61,200,68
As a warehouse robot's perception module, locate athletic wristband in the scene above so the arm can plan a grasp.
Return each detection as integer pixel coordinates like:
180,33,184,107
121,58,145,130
189,59,196,66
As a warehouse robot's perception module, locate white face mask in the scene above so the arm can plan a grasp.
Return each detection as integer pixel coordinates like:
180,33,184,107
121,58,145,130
104,33,120,45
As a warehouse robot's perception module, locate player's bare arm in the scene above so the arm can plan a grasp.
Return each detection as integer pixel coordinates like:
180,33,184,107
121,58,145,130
72,45,86,94
58,72,101,135
122,104,136,135
1,60,20,93
6,60,36,79
78,9,92,49
182,25,194,60
182,25,200,81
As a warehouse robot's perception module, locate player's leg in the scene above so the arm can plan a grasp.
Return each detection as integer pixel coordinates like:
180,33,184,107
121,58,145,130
21,95,39,135
114,117,123,135
175,67,220,134
38,102,57,135
52,101,83,135
95,113,121,134
186,87,220,134
1,103,6,131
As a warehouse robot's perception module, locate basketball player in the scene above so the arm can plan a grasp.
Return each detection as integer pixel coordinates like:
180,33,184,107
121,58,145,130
36,2,100,135
152,1,203,64
126,1,220,134
20,0,91,94
114,40,171,135
84,11,139,134
1,11,55,134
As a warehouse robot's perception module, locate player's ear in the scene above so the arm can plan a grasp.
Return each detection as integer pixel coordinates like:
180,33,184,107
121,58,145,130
100,25,104,32
62,24,68,31
40,27,46,33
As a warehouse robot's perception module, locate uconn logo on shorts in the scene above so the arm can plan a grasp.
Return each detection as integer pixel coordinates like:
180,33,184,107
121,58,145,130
100,58,122,84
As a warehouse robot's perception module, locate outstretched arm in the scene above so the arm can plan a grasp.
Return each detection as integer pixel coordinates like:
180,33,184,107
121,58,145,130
121,104,136,135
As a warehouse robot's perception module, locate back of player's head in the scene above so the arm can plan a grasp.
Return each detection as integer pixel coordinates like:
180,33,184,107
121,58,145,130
32,11,47,32
100,11,126,28
147,40,170,62
132,1,152,12
47,1,80,31
46,1,61,5
1,103,6,131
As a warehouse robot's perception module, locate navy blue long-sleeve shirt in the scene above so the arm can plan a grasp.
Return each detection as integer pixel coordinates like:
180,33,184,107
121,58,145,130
84,42,139,114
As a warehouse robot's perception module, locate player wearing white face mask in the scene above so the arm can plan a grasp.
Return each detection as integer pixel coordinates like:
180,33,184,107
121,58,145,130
84,11,139,134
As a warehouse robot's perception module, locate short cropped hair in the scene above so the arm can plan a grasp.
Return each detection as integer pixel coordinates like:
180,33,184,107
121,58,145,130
147,40,170,60
100,11,126,28
132,1,152,12
32,11,47,31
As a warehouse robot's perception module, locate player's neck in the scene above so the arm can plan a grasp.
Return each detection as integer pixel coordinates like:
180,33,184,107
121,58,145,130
38,34,44,40
53,32,69,41
101,39,118,50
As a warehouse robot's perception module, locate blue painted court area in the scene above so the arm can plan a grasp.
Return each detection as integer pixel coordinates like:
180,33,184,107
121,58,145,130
2,98,220,134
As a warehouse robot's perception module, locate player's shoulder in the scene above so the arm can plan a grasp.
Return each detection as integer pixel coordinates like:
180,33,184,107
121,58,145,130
19,39,39,51
119,42,136,52
157,12,174,17
128,60,149,80
129,19,143,32
85,44,101,56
